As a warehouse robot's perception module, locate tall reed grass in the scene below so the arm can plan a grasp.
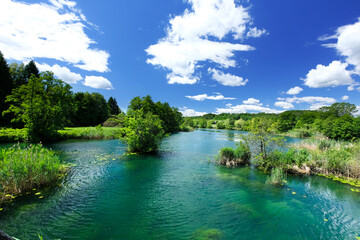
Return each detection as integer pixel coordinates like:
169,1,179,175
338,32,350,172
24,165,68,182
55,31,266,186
0,144,66,202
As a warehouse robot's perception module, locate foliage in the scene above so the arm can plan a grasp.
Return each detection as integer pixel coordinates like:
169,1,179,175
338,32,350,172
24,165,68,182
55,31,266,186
4,72,73,142
122,110,165,153
72,92,110,127
0,144,66,199
102,113,126,127
108,97,121,115
0,128,28,143
218,142,251,167
0,51,13,127
216,121,225,129
128,95,182,133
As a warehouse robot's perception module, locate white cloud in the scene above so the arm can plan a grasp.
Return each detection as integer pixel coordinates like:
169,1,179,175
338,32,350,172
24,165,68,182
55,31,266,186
274,101,294,110
322,18,360,73
0,0,109,72
309,103,330,111
216,104,282,114
342,95,349,100
84,76,113,90
180,107,207,117
243,98,262,106
303,61,353,88
146,0,264,84
209,68,248,86
283,96,337,105
246,27,267,38
186,93,235,101
36,62,82,84
286,86,303,95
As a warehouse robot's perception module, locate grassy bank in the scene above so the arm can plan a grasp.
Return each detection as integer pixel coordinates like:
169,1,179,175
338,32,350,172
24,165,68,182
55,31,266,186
0,144,66,203
58,126,122,140
0,126,122,143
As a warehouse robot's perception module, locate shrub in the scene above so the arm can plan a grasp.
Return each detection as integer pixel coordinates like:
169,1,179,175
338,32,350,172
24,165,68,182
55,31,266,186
234,143,251,163
218,144,251,168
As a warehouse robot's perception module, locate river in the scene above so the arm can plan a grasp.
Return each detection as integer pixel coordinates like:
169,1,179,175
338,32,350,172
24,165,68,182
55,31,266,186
1,129,360,239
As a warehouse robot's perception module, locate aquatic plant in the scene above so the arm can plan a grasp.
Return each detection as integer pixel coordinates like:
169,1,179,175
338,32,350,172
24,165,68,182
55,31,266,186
191,228,222,240
218,143,251,168
266,167,287,186
0,144,66,201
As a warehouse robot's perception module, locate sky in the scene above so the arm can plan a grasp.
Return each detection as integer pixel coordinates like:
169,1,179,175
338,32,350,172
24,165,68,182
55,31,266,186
0,0,360,116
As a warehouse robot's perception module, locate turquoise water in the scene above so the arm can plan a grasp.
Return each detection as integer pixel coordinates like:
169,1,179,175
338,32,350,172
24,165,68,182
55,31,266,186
1,129,360,239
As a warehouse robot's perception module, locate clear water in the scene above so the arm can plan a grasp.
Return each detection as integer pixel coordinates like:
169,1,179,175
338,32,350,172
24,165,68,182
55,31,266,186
1,129,360,239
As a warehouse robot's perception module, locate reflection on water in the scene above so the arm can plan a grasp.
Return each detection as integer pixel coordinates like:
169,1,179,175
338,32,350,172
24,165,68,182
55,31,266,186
0,130,359,240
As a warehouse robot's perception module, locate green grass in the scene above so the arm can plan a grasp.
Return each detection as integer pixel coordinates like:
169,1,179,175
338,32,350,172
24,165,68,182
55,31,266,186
0,144,66,203
266,167,287,186
58,126,122,140
0,128,28,143
218,143,251,167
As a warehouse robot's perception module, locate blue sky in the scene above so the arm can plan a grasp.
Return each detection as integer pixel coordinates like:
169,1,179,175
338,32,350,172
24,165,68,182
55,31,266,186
1,0,360,116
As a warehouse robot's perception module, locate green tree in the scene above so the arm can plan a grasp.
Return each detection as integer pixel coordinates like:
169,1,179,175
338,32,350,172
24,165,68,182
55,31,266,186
73,92,110,126
9,62,27,88
244,118,284,169
122,110,165,153
0,51,13,126
4,72,73,142
24,60,39,80
108,97,121,115
319,102,357,117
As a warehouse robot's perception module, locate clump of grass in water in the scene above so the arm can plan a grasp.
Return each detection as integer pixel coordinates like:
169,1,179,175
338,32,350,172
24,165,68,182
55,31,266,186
218,143,251,168
0,143,66,202
266,167,287,186
191,228,223,240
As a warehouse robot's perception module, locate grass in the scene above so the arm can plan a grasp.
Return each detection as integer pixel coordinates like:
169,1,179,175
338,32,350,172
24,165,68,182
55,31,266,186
266,167,287,186
0,128,28,143
218,143,251,167
58,126,122,140
0,144,66,203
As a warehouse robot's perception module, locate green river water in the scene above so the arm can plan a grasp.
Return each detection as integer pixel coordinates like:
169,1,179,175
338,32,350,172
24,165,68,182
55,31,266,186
0,129,360,239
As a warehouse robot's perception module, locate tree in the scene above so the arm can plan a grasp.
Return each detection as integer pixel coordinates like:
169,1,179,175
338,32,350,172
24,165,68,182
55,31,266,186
24,60,39,80
243,118,284,169
108,97,121,115
319,102,357,117
0,51,13,126
73,92,110,127
4,72,73,142
9,62,27,88
122,110,165,153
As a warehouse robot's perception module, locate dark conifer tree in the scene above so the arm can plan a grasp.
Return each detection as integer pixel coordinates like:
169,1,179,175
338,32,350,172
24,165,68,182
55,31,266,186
24,60,39,80
0,51,13,126
108,97,121,115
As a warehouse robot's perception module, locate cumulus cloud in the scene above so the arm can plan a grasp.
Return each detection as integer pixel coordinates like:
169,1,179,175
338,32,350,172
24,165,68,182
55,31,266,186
146,0,264,84
216,104,282,114
84,76,113,90
180,107,207,117
286,86,303,95
303,61,353,88
321,18,360,73
274,101,294,110
0,0,110,72
186,93,235,101
243,98,262,106
278,96,337,110
208,68,248,86
36,62,82,84
342,95,349,100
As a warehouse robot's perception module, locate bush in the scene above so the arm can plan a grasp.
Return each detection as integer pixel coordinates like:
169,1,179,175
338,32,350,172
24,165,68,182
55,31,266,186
218,144,251,168
122,111,165,153
216,121,225,129
0,144,66,199
234,142,251,163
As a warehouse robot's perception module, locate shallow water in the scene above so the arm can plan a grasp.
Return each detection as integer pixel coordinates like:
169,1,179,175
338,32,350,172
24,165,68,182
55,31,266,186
0,129,360,239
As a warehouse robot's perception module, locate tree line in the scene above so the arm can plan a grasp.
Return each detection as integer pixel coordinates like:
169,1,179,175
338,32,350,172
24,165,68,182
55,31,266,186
0,51,121,141
183,102,360,141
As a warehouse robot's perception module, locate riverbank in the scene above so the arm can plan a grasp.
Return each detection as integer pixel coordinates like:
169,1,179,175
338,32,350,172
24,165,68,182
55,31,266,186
0,127,122,143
